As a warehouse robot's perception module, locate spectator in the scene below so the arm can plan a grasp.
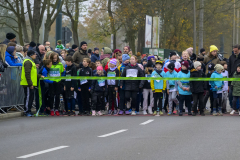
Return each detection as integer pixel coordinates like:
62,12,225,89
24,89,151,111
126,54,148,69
203,45,220,74
91,47,100,63
68,44,78,56
88,49,92,58
33,45,46,68
61,49,67,60
100,47,112,60
113,49,122,58
28,41,36,51
0,44,8,69
24,43,30,50
65,43,70,50
199,48,206,56
1,33,17,45
136,52,141,64
16,45,25,62
5,46,22,66
55,40,65,50
72,41,89,67
23,46,28,57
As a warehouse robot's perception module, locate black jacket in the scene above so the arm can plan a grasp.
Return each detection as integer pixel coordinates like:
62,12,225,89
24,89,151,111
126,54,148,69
142,71,153,89
107,68,119,87
68,49,75,56
91,74,107,92
78,66,92,88
228,53,240,78
120,64,144,91
190,69,207,93
65,64,77,90
206,72,213,90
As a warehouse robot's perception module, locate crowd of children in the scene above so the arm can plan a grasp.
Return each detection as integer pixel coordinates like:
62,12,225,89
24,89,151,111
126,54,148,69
31,43,240,117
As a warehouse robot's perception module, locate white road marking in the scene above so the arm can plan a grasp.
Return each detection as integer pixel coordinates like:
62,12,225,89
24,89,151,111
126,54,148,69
140,119,154,125
98,129,128,137
17,146,69,159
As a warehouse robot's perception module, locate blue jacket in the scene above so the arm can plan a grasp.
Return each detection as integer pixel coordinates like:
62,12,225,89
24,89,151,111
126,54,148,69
151,70,165,89
91,53,100,63
210,71,224,92
165,70,178,91
39,66,54,84
177,71,191,95
5,51,22,66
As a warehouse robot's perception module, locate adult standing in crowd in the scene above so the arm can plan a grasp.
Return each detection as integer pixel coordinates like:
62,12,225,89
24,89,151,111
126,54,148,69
16,45,25,63
0,44,8,69
31,44,46,69
203,45,220,74
91,47,100,63
68,44,78,56
5,45,22,66
72,41,89,67
1,33,17,45
199,48,206,56
228,45,240,109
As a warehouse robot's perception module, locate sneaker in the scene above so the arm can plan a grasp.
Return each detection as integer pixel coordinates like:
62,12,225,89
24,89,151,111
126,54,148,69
26,112,32,117
179,111,183,116
188,112,192,115
38,112,47,116
168,111,172,115
118,110,124,115
230,110,235,115
153,111,157,116
192,112,196,116
50,110,54,116
200,112,205,116
101,110,105,115
84,111,90,116
148,106,153,114
55,111,60,116
218,111,223,116
239,111,240,116
97,111,103,116
213,111,218,116
125,110,130,115
114,110,118,115
159,111,163,115
131,111,136,116
135,111,140,115
185,108,188,113
155,112,160,117
92,110,96,116
173,110,177,114
67,112,71,116
71,111,76,116
143,110,147,115
108,110,112,115
62,111,68,116
78,112,83,116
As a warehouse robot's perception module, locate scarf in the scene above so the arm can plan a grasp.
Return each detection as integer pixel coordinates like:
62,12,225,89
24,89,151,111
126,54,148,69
181,69,188,74
110,67,117,71
53,61,58,65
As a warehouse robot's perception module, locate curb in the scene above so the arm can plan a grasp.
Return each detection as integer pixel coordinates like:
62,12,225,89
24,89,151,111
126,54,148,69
0,111,24,119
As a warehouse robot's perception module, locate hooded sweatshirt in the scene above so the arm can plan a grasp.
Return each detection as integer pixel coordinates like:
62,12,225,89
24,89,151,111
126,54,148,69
5,46,22,66
210,71,224,92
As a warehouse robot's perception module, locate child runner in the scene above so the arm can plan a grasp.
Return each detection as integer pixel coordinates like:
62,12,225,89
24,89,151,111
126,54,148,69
210,64,224,116
220,61,228,113
177,61,192,116
49,52,64,116
78,58,92,116
107,59,119,115
230,63,240,115
120,56,144,115
64,56,77,116
91,66,107,116
166,62,179,115
142,60,154,115
190,61,206,116
151,60,166,116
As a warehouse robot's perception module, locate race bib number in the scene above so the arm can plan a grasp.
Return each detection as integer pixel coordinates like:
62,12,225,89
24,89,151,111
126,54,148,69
126,69,138,77
145,74,151,82
153,73,160,82
49,68,60,77
217,86,222,94
65,74,71,81
98,80,105,87
107,72,116,77
182,82,189,88
170,85,175,91
80,79,88,85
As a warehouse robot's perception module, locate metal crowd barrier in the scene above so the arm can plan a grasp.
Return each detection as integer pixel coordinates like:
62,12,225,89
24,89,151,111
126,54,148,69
0,66,24,113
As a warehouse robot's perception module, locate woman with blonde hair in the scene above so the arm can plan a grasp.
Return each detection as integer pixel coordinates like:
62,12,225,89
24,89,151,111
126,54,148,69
0,44,8,69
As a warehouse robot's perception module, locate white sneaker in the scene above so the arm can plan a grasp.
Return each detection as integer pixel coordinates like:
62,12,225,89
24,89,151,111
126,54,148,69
97,111,103,116
143,110,147,115
131,111,136,116
239,111,240,116
127,101,131,109
92,110,96,116
230,110,235,115
148,106,153,114
155,112,160,117
185,108,188,113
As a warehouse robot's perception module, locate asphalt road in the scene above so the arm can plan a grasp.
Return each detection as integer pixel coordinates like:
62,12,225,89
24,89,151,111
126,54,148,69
1,113,240,160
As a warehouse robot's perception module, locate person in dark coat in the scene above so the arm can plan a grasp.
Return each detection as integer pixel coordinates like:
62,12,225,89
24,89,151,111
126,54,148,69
91,47,100,63
1,33,17,45
68,44,78,56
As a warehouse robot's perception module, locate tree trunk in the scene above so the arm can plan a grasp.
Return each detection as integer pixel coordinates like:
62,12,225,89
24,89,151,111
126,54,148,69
71,19,79,45
137,24,145,53
44,24,51,43
108,0,116,50
20,0,29,43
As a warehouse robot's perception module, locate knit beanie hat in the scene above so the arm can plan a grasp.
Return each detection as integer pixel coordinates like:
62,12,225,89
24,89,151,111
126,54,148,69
208,63,215,71
80,41,87,47
146,60,154,67
29,41,36,47
72,44,78,50
148,56,155,61
6,46,15,55
237,63,240,68
142,57,147,62
109,59,117,66
88,49,92,54
181,61,189,69
27,50,36,57
57,40,62,44
124,46,130,51
169,51,176,58
122,54,130,62
200,48,205,53
6,33,16,40
97,66,103,71
190,53,197,61
114,49,122,54
210,45,218,53
186,47,193,56
214,64,223,72
197,55,204,61
103,47,112,54
167,62,175,71
94,47,99,51
194,61,202,69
